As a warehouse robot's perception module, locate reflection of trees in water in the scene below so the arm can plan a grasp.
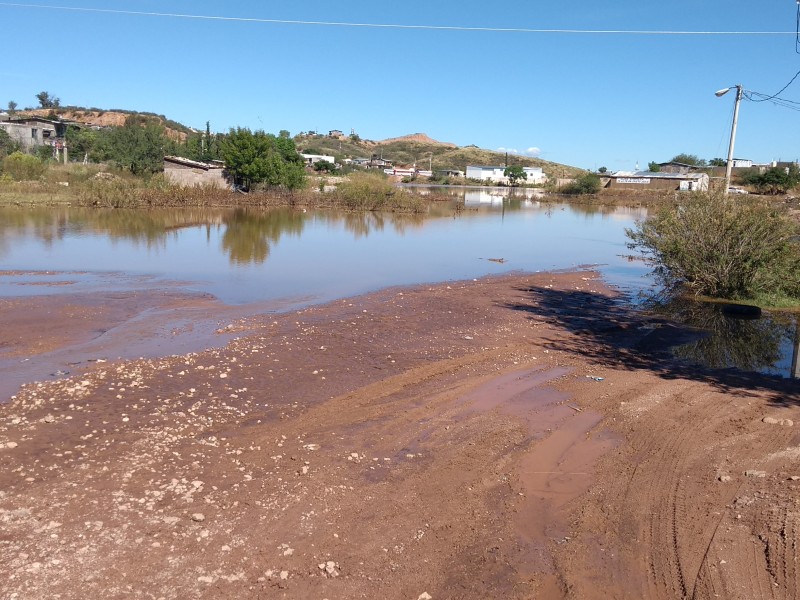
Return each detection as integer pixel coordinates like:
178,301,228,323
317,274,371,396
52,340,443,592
0,206,225,250
313,210,427,238
652,296,795,374
221,208,305,265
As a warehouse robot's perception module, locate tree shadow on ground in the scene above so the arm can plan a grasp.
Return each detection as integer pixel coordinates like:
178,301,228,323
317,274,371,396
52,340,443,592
502,285,800,406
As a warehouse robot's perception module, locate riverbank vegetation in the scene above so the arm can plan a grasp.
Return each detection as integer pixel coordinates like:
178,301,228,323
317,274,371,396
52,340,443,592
627,191,800,308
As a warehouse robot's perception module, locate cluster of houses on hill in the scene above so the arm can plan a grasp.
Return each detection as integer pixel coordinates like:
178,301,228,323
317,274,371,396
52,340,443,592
7,112,797,193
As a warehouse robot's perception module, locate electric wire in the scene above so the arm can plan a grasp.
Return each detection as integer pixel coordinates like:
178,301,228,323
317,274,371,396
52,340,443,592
0,2,796,35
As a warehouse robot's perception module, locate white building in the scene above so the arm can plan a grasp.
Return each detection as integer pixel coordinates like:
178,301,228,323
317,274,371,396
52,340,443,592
466,165,546,185
300,153,336,166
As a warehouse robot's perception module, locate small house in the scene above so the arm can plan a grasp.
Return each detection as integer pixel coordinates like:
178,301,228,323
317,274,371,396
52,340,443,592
163,156,229,189
466,165,546,185
300,153,336,167
607,171,709,192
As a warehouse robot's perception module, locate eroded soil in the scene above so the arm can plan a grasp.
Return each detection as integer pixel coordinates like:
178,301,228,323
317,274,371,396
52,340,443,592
1,271,798,599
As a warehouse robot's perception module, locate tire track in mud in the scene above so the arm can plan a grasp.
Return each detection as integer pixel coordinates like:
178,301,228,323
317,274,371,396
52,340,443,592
556,374,797,600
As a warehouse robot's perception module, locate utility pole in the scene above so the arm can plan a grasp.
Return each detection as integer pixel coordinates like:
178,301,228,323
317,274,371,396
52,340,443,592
716,84,743,194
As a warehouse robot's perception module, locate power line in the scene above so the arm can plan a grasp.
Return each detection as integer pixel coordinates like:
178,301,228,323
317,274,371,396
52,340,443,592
0,2,796,35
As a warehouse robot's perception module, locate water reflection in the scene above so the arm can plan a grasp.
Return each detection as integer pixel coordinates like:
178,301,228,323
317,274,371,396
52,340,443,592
221,208,305,264
0,206,434,265
649,296,798,378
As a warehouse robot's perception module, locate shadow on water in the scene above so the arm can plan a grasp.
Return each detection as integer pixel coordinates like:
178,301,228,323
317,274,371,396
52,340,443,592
502,285,800,405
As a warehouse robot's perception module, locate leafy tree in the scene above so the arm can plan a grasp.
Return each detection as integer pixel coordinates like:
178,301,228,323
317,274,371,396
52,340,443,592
350,133,361,142
504,165,527,186
670,153,707,167
741,165,800,195
221,127,306,190
314,160,337,173
36,91,60,109
65,125,108,163
709,158,726,167
7,100,17,115
0,128,20,158
647,161,661,172
598,166,607,174
104,116,167,175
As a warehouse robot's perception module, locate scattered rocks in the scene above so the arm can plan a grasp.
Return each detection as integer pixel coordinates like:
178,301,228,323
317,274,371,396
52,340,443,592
763,417,794,427
43,415,55,423
318,560,339,577
191,513,206,522
718,474,732,483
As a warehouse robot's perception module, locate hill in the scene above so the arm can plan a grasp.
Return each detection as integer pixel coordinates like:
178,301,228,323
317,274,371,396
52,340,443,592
17,107,195,142
295,132,583,179
12,104,584,178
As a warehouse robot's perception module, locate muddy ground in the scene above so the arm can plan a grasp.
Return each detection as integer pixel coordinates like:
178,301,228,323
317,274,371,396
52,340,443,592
1,271,798,599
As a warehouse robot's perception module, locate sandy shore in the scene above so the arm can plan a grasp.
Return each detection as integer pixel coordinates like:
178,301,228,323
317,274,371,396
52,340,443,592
1,271,798,599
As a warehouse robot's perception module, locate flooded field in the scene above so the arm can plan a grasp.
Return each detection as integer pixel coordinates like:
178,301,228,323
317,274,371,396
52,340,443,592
0,195,796,378
0,199,649,305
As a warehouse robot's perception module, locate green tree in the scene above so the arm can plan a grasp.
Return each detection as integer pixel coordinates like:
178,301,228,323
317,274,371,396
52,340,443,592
598,166,607,174
741,165,800,195
314,160,337,173
670,153,707,167
221,127,306,190
36,91,60,109
106,116,167,175
7,100,17,115
647,161,661,172
0,128,20,158
709,158,726,167
504,165,527,186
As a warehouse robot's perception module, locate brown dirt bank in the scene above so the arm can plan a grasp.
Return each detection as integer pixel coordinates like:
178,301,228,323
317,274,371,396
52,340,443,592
0,272,798,599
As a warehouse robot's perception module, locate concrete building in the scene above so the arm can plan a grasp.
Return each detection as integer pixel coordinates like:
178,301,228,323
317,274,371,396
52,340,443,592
607,171,709,192
0,115,69,161
466,165,546,185
300,153,336,167
163,156,229,189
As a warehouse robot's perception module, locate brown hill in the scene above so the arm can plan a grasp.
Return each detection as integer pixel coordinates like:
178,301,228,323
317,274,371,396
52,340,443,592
18,108,193,142
377,133,457,148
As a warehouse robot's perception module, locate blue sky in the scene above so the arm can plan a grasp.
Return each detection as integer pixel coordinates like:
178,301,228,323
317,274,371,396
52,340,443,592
2,1,799,170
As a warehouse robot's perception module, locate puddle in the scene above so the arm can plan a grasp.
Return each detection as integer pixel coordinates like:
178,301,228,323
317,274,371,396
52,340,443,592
456,366,620,590
650,298,799,379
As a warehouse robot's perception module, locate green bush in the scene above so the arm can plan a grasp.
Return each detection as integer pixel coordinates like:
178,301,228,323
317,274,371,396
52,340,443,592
2,152,46,181
335,172,425,212
561,173,601,195
627,191,800,302
739,164,800,195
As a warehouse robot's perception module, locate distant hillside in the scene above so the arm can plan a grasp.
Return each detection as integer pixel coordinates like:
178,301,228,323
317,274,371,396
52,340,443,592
295,132,583,179
12,104,583,178
18,107,195,142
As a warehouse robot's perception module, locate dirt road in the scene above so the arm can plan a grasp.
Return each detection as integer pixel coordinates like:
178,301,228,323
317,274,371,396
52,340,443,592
1,271,798,599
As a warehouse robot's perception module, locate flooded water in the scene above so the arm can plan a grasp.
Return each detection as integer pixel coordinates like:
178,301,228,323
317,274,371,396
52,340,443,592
0,198,649,306
1,192,797,379
651,298,799,379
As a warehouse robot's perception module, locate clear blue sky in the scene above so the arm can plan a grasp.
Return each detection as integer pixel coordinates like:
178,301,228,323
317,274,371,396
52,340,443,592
2,1,799,170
